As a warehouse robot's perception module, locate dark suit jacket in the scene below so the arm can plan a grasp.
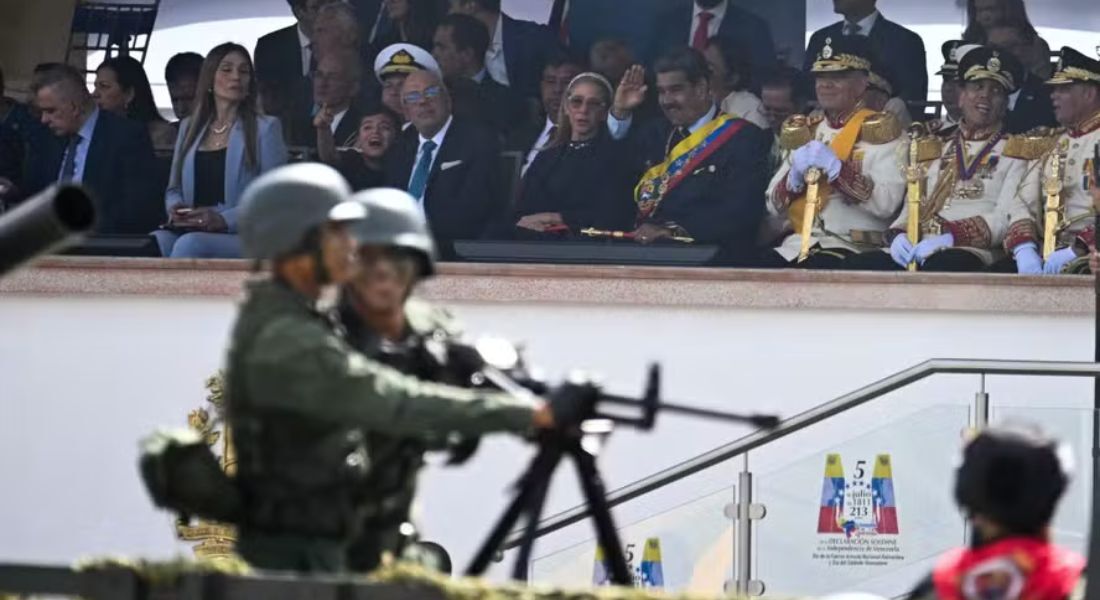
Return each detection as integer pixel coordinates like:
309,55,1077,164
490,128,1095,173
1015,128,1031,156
804,14,928,105
625,114,772,260
385,117,504,242
288,101,365,150
26,110,159,234
1006,72,1058,134
450,76,527,139
254,25,311,133
501,14,561,99
654,0,777,87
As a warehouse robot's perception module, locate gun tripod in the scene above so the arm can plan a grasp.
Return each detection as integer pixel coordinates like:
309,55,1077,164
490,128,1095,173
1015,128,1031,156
466,419,632,584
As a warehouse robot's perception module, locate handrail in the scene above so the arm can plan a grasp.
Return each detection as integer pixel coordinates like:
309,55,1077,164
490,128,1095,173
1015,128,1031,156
502,358,1100,549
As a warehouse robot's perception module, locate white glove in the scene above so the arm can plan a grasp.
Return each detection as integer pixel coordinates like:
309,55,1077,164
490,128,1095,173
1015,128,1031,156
889,234,915,268
786,143,816,192
914,233,954,264
1013,242,1043,274
811,143,843,182
1042,247,1078,275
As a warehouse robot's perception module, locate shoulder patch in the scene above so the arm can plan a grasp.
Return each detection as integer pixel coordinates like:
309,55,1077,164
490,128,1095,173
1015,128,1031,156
779,114,817,151
1003,128,1063,160
860,111,902,145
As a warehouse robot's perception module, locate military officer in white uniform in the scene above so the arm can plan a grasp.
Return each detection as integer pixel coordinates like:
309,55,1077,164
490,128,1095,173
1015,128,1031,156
845,47,1041,271
762,36,906,269
1004,47,1100,274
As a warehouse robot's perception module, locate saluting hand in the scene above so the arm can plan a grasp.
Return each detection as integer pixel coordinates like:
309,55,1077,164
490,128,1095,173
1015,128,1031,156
612,65,648,119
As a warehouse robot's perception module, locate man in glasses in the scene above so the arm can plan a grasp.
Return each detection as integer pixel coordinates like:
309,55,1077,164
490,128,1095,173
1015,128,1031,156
384,70,504,252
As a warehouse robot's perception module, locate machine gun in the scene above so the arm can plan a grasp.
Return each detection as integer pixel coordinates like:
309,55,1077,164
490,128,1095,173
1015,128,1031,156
456,338,780,585
0,185,95,278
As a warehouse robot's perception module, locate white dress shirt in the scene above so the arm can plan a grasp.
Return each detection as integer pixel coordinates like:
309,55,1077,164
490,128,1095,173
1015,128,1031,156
408,115,454,206
688,0,727,44
608,104,718,142
843,10,879,36
521,117,556,177
330,108,349,135
296,25,313,78
486,13,510,86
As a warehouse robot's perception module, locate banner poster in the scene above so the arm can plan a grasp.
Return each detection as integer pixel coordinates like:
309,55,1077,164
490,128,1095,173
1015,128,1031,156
530,489,733,593
813,453,905,569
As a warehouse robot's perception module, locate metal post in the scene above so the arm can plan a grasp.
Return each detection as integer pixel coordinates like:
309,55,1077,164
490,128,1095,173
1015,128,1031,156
736,454,752,597
974,373,989,430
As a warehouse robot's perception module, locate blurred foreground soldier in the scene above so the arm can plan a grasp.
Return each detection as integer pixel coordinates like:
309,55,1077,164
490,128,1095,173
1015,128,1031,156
909,425,1082,600
846,48,1039,272
226,163,554,572
763,36,905,269
1003,47,1100,275
337,188,470,571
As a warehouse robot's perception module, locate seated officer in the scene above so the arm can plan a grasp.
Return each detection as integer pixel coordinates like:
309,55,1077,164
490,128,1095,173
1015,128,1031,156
1004,47,1100,275
607,47,772,266
374,43,443,127
845,47,1041,272
763,36,906,269
908,425,1082,600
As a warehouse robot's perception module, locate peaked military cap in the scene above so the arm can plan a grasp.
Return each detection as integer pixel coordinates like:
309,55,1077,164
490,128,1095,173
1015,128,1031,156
936,40,966,76
958,46,1024,93
1047,46,1100,86
374,43,442,83
811,35,872,74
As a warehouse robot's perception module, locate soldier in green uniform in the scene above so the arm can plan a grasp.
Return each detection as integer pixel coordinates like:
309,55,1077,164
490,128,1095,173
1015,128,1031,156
226,163,557,573
335,187,475,572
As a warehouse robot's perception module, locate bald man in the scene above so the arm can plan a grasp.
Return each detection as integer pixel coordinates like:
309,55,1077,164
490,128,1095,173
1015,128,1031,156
384,70,504,246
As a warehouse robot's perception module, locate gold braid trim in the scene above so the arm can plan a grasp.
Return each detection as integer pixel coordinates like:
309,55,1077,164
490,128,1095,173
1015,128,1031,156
1004,219,1040,252
860,111,902,145
1003,128,1062,160
945,216,993,248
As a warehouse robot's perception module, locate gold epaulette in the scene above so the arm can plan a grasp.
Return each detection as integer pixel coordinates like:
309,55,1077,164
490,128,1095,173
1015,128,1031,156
914,136,944,162
860,111,902,144
779,114,822,150
1003,127,1063,160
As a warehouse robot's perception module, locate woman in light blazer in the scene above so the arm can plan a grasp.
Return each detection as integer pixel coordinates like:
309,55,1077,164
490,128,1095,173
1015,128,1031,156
154,42,287,258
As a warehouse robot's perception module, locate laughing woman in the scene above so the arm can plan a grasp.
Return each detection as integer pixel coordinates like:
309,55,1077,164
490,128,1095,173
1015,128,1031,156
507,72,636,239
155,43,288,258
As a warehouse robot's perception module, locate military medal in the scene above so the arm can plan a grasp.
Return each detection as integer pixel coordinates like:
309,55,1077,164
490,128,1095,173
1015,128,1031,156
954,130,1004,199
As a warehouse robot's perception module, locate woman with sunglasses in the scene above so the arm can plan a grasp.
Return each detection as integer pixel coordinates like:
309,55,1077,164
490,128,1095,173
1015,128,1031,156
508,72,636,238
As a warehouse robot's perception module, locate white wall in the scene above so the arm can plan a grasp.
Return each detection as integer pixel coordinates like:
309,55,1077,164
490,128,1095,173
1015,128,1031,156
0,289,1094,594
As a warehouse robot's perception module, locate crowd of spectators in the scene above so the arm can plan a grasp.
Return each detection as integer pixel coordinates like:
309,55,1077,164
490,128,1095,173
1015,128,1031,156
0,0,1097,271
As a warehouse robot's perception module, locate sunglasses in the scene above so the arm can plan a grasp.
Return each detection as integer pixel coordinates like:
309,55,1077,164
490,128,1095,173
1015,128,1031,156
402,85,443,105
566,95,607,111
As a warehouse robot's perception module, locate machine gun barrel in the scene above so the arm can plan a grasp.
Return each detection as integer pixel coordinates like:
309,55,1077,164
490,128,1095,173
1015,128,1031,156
598,394,781,429
0,185,95,278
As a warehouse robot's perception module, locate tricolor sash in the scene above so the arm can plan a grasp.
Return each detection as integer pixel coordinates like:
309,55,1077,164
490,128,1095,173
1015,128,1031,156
788,108,875,233
635,114,747,222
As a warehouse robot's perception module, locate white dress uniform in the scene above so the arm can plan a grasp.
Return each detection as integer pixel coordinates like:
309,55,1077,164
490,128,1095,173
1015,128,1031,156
766,111,906,261
893,130,1041,265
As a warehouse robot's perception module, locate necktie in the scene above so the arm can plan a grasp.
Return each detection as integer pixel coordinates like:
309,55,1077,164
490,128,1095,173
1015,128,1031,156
692,11,714,51
59,133,81,182
408,140,438,201
843,21,862,36
543,125,558,149
668,127,690,155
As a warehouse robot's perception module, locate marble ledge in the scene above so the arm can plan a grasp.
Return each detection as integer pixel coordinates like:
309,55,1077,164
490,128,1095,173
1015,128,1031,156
0,256,1094,315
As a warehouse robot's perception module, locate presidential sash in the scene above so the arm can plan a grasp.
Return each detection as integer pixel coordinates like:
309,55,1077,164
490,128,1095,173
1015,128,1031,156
635,114,747,222
788,108,876,234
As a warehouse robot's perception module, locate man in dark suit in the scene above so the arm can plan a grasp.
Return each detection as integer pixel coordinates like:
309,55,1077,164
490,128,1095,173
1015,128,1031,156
986,24,1058,133
448,0,561,99
653,0,776,90
385,70,504,244
290,50,365,152
254,0,340,135
348,0,388,48
606,48,772,265
804,0,927,106
27,65,158,234
433,13,526,138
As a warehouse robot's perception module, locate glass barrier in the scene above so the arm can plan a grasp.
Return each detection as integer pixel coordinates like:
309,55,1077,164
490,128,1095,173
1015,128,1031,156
530,486,736,594
753,404,971,598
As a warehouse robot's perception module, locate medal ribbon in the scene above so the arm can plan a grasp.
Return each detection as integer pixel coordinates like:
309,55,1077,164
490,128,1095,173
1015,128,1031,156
955,130,1004,181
